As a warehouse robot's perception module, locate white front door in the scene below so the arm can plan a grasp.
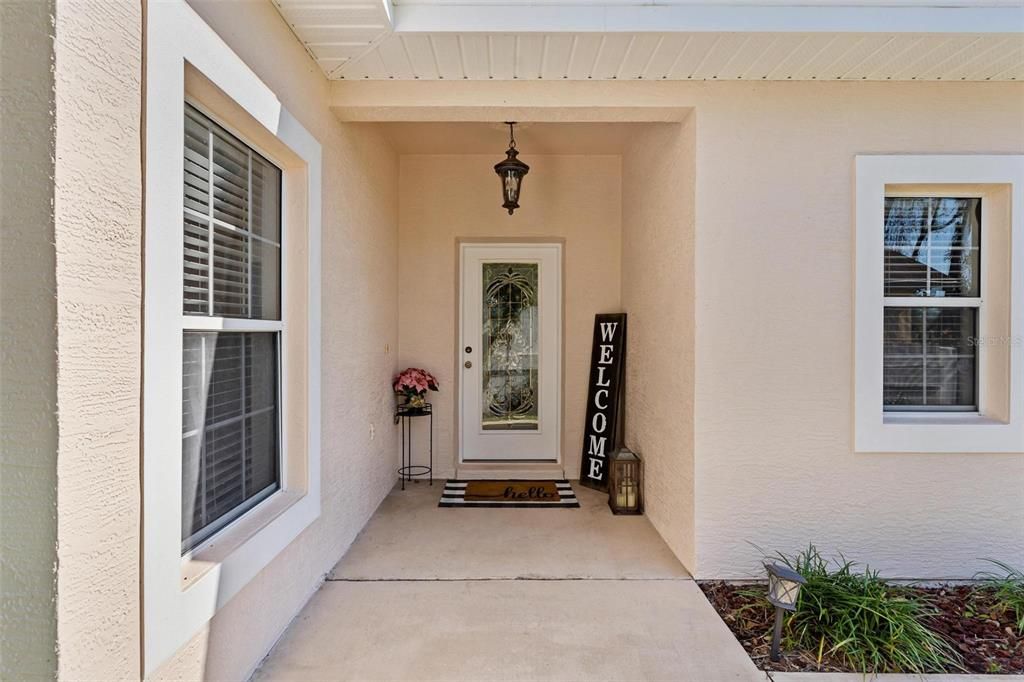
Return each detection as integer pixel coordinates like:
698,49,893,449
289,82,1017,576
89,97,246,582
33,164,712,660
459,243,561,462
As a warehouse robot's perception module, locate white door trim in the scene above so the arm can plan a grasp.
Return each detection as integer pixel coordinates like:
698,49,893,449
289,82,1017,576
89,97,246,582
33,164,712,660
458,241,563,464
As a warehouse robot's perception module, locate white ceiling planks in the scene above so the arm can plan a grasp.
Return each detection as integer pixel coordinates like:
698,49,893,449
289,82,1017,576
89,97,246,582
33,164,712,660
271,0,394,77
376,36,417,78
489,35,517,78
335,32,1022,80
270,1,1023,81
430,34,467,77
539,35,577,78
459,35,492,79
964,39,1024,79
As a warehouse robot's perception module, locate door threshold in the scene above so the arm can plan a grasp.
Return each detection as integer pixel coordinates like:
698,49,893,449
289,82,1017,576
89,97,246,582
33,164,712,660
455,462,566,480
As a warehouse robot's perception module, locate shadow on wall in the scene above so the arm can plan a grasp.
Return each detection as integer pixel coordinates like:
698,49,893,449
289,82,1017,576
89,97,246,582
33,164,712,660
0,1,59,679
621,117,697,574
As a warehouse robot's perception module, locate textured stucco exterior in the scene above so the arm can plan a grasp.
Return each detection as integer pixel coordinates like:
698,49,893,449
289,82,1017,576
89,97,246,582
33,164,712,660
396,153,622,479
622,118,697,571
50,0,143,678
151,2,401,679
1,1,58,679
334,78,1024,581
689,81,1024,580
4,1,1024,678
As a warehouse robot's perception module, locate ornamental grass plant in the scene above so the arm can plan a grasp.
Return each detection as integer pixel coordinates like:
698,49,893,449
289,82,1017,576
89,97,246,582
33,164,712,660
976,559,1024,635
754,545,962,674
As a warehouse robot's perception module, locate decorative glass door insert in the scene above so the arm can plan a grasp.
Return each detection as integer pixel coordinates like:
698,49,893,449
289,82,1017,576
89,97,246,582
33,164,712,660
481,263,539,431
460,244,561,462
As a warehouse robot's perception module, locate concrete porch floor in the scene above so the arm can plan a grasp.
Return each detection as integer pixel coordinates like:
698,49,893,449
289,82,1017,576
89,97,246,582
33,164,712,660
252,482,762,681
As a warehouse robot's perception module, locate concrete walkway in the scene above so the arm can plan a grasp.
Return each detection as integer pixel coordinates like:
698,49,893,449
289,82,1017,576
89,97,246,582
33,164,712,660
252,482,763,682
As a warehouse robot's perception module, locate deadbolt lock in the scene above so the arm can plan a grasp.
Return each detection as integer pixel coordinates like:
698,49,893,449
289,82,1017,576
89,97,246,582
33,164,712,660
464,360,472,369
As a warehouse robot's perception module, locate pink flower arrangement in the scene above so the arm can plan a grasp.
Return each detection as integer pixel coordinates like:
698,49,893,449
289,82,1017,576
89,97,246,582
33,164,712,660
393,367,439,402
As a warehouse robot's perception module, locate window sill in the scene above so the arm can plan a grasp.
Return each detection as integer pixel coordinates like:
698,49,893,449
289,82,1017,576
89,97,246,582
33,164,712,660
883,413,1007,427
181,489,304,589
858,413,1023,453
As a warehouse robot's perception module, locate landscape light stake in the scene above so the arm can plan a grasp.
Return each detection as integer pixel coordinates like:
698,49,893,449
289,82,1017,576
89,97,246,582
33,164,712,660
764,562,806,662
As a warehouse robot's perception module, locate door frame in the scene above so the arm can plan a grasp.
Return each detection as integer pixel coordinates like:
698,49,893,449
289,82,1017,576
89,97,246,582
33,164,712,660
455,238,565,465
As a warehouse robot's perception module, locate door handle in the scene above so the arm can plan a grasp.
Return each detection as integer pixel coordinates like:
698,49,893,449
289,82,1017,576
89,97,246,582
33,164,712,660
464,360,473,369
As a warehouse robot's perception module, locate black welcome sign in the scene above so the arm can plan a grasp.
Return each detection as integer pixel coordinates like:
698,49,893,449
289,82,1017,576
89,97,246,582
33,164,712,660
578,313,626,491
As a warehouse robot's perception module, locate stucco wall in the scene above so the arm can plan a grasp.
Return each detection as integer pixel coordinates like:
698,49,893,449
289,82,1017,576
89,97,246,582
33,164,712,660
621,118,697,571
50,0,143,677
152,2,400,679
0,1,58,679
335,79,1024,580
691,81,1024,580
21,19,1024,679
397,154,622,478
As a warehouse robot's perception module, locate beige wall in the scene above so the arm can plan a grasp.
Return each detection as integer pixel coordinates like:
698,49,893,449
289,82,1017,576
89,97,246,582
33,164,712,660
149,2,402,680
690,81,1024,580
18,10,1024,679
397,154,622,478
51,0,144,677
1,1,58,679
621,118,697,571
13,0,398,679
337,78,1024,581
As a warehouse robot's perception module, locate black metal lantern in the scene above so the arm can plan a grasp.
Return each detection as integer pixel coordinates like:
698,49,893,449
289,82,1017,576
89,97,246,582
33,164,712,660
764,562,806,661
494,122,529,215
607,448,643,515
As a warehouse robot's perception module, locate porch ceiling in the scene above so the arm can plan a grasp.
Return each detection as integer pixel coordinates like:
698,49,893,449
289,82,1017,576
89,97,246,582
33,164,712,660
270,0,1023,81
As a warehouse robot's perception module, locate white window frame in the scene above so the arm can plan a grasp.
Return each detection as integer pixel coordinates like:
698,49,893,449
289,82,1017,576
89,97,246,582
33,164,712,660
181,100,285,554
881,192,982,413
855,155,1024,453
143,0,322,675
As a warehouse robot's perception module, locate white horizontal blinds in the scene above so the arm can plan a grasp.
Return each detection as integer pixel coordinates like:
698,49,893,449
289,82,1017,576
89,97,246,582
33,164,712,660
883,308,977,408
183,111,211,314
250,153,281,242
251,240,280,320
882,197,981,411
210,128,249,230
181,332,280,550
883,197,980,297
181,103,283,552
250,158,281,319
182,104,282,320
244,333,279,496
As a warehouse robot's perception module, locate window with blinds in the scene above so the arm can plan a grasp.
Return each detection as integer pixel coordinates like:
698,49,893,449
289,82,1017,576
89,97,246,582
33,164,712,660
882,197,980,411
181,103,282,552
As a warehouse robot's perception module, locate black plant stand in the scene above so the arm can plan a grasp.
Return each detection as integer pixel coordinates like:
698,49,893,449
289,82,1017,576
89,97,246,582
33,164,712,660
395,402,433,490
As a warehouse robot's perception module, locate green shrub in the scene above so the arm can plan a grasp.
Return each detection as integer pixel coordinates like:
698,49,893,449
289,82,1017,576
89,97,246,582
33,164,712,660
975,559,1024,634
764,545,961,673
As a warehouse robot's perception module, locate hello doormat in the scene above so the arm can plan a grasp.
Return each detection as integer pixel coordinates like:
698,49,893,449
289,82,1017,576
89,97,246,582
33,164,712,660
438,480,579,508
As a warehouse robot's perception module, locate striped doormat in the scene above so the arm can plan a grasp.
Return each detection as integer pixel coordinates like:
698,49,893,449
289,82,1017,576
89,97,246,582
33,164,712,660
439,479,580,508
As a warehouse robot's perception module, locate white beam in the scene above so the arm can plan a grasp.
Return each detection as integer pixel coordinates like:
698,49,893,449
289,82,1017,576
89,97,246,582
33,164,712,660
394,4,1024,33
381,0,395,26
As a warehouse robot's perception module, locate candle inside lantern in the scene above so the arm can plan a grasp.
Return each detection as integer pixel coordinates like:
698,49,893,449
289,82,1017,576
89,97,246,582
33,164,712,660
616,485,628,508
621,464,636,508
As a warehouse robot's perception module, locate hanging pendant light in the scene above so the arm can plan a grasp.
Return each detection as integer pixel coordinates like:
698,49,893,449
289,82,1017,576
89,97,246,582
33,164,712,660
494,122,529,215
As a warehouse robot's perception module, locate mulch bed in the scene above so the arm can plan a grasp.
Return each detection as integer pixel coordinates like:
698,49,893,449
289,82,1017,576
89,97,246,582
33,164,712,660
699,581,1023,674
